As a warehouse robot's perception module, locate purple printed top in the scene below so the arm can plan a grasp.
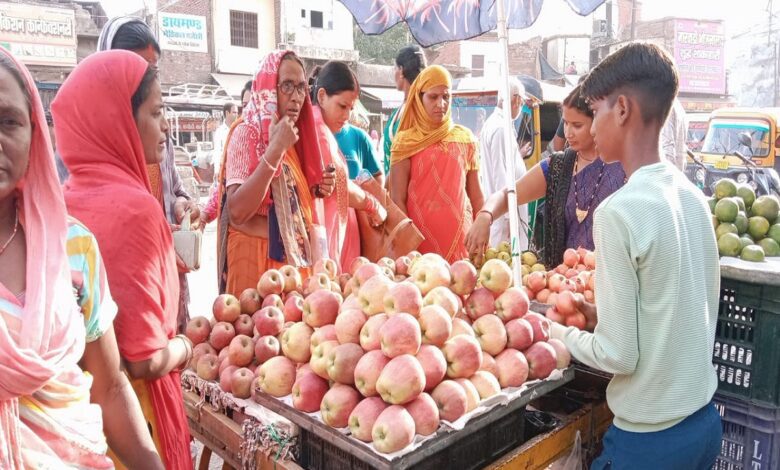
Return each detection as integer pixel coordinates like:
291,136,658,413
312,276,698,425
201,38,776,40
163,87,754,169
563,159,625,251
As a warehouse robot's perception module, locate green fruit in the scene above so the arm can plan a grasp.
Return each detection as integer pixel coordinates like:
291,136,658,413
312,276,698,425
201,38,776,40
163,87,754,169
715,223,738,239
714,198,739,223
707,198,717,214
759,238,780,257
741,244,766,262
485,248,498,260
497,241,511,254
748,216,771,239
497,251,512,262
739,236,754,250
751,196,780,223
734,212,749,234
737,185,756,208
732,197,747,213
714,179,738,199
718,233,742,257
768,224,780,244
521,251,538,266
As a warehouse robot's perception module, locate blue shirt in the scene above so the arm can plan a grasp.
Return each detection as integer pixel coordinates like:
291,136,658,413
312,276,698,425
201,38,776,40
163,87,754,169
335,124,382,180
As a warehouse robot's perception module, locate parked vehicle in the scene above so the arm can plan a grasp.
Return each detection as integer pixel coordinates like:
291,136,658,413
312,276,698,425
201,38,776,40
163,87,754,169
687,107,780,197
686,112,709,152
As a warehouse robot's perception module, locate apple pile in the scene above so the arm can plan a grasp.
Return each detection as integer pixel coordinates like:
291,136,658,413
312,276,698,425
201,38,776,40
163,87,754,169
522,248,596,330
186,252,570,455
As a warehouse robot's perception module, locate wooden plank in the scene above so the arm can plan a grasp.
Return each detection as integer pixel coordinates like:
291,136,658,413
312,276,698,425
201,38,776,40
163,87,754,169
486,400,613,470
252,367,575,470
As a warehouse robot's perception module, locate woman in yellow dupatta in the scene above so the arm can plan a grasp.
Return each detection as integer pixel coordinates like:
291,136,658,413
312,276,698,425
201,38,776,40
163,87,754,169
389,65,485,263
217,51,338,296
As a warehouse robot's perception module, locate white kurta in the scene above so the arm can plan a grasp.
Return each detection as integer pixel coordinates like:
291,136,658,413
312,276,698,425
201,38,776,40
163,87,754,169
478,107,529,250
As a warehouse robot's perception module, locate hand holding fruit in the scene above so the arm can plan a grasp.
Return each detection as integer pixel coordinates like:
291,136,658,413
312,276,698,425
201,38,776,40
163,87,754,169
465,211,492,266
574,296,598,332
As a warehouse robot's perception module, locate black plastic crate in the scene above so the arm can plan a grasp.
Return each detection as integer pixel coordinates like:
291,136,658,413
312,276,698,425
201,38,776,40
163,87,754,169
713,394,780,470
712,278,780,407
299,406,526,470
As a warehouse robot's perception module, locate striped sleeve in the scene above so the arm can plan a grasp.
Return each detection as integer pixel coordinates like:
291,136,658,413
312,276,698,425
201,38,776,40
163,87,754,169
66,218,118,342
226,123,260,187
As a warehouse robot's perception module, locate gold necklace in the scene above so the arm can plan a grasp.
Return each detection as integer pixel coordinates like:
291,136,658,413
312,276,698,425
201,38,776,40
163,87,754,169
0,208,19,256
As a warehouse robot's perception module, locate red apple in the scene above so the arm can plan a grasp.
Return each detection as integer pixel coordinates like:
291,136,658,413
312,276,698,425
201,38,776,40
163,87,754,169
565,312,587,330
354,350,391,397
377,257,396,274
349,397,388,442
219,364,238,392
443,335,482,379
418,305,452,347
404,392,439,436
449,259,478,297
303,273,330,297
376,354,426,405
525,342,558,380
524,312,551,343
334,308,367,345
504,318,534,351
257,269,284,297
283,295,304,323
256,356,296,397
416,344,447,392
371,405,416,453
279,265,303,293
254,335,280,363
383,281,424,318
466,287,496,320
563,248,579,268
253,306,285,337
495,348,529,388
228,334,254,367
310,340,339,379
231,367,254,398
472,314,508,356
196,354,219,381
495,287,529,323
450,317,475,339
410,258,452,296
280,322,314,363
469,370,500,399
234,314,254,337
192,343,217,369
547,338,571,369
394,256,412,277
213,294,241,323
353,263,383,288
349,256,371,276
261,294,284,310
454,378,480,412
209,321,236,351
320,384,361,428
313,257,339,281
291,372,329,412
359,313,388,351
303,289,340,327
431,380,468,422
238,288,262,316
379,313,422,357
479,352,499,377
526,271,547,293
217,345,230,363
545,307,567,325
358,274,394,316
310,324,338,352
327,343,365,385
185,316,211,345
535,288,551,304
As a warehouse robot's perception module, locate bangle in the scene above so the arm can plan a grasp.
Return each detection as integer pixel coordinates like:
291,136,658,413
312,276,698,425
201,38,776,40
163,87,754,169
176,334,193,368
477,209,493,224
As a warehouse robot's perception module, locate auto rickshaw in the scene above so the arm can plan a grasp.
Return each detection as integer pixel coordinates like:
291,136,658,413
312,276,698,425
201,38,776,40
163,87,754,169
687,107,780,196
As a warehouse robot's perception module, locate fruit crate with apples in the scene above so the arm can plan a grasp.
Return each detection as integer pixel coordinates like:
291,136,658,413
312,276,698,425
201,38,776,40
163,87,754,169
713,276,780,407
251,367,574,470
713,393,780,470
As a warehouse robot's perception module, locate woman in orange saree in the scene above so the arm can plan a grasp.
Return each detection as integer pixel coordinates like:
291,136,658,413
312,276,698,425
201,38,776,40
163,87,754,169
389,65,484,263
215,51,340,296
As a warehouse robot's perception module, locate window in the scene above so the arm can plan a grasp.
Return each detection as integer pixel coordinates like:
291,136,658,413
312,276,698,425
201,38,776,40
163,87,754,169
471,55,485,77
230,10,258,48
310,10,323,28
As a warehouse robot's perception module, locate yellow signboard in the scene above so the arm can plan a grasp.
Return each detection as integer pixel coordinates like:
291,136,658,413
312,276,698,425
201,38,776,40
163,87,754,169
0,3,77,66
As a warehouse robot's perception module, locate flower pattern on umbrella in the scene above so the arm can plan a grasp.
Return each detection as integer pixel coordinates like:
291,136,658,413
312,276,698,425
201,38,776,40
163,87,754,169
340,0,606,47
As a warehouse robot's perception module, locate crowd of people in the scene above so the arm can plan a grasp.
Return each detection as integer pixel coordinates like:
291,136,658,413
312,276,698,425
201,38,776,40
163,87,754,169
0,12,721,470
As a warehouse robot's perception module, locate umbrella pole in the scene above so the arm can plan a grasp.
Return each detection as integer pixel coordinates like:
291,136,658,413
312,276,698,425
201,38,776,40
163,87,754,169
496,0,523,287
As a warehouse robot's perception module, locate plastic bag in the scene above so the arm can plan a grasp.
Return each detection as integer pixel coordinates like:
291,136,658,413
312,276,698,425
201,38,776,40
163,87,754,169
550,430,583,470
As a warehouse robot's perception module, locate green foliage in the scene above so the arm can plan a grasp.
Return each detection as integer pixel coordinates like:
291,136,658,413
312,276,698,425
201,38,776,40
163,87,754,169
353,21,414,65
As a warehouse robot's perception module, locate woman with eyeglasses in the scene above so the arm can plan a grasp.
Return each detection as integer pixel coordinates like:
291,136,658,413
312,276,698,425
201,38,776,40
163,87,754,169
215,51,338,296
389,65,484,263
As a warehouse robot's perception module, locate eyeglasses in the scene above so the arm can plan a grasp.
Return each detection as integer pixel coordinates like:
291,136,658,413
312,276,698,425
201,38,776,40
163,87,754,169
278,80,310,96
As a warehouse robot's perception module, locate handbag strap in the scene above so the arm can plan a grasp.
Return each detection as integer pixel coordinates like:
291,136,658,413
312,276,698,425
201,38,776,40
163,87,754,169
380,217,415,257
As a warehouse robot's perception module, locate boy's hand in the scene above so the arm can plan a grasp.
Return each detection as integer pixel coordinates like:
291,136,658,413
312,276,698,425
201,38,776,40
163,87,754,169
575,297,598,332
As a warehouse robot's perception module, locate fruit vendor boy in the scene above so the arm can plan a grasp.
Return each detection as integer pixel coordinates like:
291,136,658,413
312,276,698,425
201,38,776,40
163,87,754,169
549,43,722,469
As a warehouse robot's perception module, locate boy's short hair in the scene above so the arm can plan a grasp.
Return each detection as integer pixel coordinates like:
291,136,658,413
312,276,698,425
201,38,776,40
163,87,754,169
581,42,679,125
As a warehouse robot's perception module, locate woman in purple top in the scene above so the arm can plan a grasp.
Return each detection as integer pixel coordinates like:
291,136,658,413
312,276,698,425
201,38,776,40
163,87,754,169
466,85,625,266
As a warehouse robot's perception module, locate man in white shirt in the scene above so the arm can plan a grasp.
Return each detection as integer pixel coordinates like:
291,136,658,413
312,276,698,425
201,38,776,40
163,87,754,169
660,98,688,171
478,78,529,249
212,102,239,178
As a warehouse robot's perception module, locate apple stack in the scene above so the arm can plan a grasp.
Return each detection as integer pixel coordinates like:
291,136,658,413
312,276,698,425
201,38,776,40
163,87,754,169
186,252,571,456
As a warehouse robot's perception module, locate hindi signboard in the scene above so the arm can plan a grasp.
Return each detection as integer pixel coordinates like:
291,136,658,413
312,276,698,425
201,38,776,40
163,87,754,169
674,19,726,95
158,12,208,53
0,2,77,66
